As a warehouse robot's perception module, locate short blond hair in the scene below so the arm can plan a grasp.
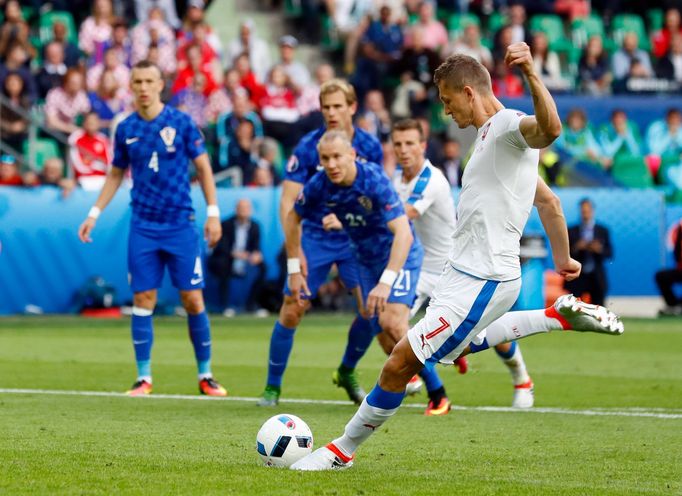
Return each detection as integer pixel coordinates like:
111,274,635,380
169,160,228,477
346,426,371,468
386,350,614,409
317,129,352,151
433,54,492,94
319,78,357,106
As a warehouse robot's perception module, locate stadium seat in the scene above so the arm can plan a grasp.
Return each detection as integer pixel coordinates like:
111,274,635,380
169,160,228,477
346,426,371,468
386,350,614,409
647,9,664,32
611,14,650,50
23,138,61,171
283,0,302,18
529,14,571,52
448,13,480,40
39,11,78,46
320,14,341,51
487,12,507,36
612,155,654,188
571,15,605,48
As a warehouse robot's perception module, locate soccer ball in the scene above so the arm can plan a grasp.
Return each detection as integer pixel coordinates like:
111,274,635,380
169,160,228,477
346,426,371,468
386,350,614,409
256,414,313,468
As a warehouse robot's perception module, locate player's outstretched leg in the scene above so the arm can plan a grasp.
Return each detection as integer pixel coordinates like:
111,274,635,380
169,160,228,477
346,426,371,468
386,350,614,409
494,342,534,408
127,306,154,396
258,297,306,406
333,315,373,404
291,338,421,471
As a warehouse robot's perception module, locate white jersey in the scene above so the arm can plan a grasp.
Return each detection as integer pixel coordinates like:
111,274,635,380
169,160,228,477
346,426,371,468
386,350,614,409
449,109,539,281
393,159,455,274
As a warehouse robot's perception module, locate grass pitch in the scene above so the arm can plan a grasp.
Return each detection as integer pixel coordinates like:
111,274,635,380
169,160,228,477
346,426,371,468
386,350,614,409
1,315,681,495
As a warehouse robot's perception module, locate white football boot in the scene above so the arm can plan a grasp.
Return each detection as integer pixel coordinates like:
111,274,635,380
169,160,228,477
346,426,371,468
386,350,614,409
554,294,624,335
405,375,423,396
290,444,353,471
511,380,534,408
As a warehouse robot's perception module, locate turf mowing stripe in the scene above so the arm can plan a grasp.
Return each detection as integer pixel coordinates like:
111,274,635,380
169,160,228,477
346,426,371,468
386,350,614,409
1,388,681,420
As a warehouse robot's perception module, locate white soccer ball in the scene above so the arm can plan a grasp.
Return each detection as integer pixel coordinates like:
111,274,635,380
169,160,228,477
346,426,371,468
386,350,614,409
256,414,313,468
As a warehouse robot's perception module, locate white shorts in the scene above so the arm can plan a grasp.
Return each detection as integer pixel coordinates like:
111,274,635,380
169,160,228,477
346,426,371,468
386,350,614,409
409,269,442,319
407,265,521,365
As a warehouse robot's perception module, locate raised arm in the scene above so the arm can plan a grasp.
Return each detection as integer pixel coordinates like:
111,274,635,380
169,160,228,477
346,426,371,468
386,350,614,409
505,43,563,149
366,215,414,316
78,166,126,243
194,152,222,248
533,177,581,281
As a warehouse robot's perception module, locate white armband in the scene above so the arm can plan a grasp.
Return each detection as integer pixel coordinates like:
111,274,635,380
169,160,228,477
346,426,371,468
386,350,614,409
207,205,220,218
287,258,301,274
379,269,398,287
88,206,101,219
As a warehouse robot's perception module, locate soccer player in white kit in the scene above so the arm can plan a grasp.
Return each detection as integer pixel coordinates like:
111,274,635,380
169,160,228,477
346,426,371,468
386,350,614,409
291,45,624,471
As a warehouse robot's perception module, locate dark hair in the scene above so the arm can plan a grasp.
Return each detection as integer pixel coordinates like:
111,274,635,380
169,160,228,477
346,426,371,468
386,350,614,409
433,54,492,93
579,197,593,208
131,60,162,78
392,118,425,142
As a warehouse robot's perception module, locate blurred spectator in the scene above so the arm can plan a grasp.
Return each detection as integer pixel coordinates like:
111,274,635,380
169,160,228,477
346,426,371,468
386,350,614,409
598,109,642,166
652,8,682,59
171,72,210,129
417,117,443,166
438,138,463,187
248,162,276,187
233,52,266,106
612,32,654,92
208,198,266,316
554,108,607,169
177,22,220,74
259,65,300,149
395,26,441,89
391,71,427,119
88,69,130,130
530,31,571,92
216,118,258,186
0,43,37,103
36,42,68,99
446,23,493,71
297,63,335,134
135,0,181,29
203,68,242,125
578,35,612,96
86,47,130,92
178,0,223,56
0,72,30,152
0,0,35,61
655,218,682,316
216,89,264,170
45,69,91,141
492,25,515,63
646,108,682,159
354,5,404,99
68,112,111,190
404,1,448,53
172,43,218,97
252,137,280,184
51,21,81,68
491,58,524,98
565,198,612,306
501,3,531,45
0,154,23,186
79,0,115,65
131,7,177,76
538,146,563,185
22,157,76,197
103,19,133,68
275,35,311,93
226,19,271,83
656,33,682,84
358,90,392,142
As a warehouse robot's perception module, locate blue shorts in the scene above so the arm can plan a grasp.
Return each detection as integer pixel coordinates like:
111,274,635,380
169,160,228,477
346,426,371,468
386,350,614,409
128,223,203,293
284,234,360,298
359,263,421,308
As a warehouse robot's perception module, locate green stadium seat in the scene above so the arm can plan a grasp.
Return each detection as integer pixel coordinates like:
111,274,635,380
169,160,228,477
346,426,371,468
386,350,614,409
448,13,480,40
283,0,302,18
320,14,341,51
611,14,650,50
571,15,605,48
21,6,36,24
39,11,78,46
612,155,654,188
23,138,61,171
529,14,571,52
487,12,507,36
647,9,664,32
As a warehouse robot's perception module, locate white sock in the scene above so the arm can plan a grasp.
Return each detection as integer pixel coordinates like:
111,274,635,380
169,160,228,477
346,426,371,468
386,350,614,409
332,398,400,457
137,375,152,384
484,309,563,347
497,344,530,385
198,373,213,380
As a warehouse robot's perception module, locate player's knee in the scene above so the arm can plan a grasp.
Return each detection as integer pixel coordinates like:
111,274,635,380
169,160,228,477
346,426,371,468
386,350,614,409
380,339,423,389
379,314,406,342
180,291,204,314
279,298,306,327
133,290,157,310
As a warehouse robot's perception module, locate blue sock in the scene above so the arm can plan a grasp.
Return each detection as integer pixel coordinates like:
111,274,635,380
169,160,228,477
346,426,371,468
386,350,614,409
188,312,212,377
131,310,153,380
494,341,517,360
266,321,296,388
469,337,490,354
366,383,405,409
341,316,374,369
419,362,444,393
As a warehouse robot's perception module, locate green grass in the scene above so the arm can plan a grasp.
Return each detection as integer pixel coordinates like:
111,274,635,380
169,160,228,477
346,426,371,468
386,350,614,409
1,315,681,495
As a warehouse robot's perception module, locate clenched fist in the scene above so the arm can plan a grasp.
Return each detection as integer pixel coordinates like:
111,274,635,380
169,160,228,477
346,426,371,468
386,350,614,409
504,42,535,77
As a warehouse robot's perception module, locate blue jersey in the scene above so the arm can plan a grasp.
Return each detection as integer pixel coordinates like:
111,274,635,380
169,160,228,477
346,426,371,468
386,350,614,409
112,105,206,227
285,126,383,241
294,161,423,270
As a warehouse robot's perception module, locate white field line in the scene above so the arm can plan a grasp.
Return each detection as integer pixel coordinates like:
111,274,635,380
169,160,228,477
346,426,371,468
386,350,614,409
1,388,681,420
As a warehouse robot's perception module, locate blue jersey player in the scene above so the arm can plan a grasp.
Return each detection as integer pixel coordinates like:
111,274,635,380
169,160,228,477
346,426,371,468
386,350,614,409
286,130,450,415
258,79,385,407
78,61,227,397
